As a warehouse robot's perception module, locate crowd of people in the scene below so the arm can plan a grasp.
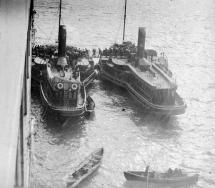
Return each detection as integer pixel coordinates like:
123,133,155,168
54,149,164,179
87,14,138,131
166,168,183,177
102,41,137,60
144,166,183,178
32,42,138,61
32,44,57,58
32,45,90,60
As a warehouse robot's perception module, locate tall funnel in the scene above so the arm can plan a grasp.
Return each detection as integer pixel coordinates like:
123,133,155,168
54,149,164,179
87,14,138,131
58,25,67,57
137,27,146,59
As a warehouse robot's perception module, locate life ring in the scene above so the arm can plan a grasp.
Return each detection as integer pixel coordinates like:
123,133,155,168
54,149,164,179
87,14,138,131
71,83,78,90
57,82,63,90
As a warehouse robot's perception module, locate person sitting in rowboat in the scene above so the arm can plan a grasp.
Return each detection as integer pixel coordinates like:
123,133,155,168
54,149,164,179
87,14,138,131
167,168,173,176
166,168,183,177
80,167,88,174
173,168,183,176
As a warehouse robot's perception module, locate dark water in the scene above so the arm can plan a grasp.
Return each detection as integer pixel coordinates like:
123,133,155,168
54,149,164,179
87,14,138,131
31,0,215,187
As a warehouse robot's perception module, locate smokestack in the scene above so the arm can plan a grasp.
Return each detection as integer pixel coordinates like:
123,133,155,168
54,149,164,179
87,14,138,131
137,27,146,59
58,25,67,57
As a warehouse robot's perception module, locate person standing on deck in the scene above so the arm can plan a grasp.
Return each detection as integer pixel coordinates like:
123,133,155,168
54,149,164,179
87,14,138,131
93,49,96,57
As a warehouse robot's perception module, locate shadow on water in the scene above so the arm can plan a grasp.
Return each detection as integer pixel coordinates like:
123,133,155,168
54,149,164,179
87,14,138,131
129,114,182,146
97,79,139,110
31,89,88,147
40,112,90,148
98,79,128,98
130,112,181,139
98,79,181,139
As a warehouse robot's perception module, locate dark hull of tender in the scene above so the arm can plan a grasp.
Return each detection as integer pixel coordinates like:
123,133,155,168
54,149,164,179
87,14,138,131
100,69,186,116
124,171,199,184
40,82,86,117
66,148,104,188
31,63,46,85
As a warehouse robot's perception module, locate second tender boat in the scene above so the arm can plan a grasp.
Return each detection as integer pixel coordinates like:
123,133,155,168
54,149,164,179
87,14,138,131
98,28,186,116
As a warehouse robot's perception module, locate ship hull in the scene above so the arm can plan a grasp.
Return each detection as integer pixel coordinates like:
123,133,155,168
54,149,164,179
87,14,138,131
40,82,87,117
99,61,186,116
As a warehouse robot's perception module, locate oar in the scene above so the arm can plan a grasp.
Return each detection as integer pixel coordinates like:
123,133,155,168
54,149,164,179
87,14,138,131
146,166,149,188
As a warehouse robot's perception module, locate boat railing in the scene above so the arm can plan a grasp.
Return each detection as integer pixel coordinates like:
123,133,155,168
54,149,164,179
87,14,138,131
127,84,153,102
128,83,185,110
82,71,96,87
103,63,154,102
152,63,176,87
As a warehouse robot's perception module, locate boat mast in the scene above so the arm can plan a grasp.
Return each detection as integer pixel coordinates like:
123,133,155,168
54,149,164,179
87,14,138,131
123,0,127,42
58,0,62,42
59,0,62,28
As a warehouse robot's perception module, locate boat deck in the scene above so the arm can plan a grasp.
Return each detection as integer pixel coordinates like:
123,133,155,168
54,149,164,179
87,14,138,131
48,65,80,82
111,58,174,89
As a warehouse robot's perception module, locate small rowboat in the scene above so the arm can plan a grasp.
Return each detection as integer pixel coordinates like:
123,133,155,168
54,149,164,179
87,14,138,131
66,148,104,188
124,171,199,184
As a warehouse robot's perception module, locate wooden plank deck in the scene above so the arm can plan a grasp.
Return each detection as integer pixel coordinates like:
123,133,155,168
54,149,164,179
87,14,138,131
0,0,31,187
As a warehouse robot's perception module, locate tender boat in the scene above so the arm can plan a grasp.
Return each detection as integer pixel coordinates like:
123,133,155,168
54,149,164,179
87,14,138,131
66,148,104,188
98,28,186,116
32,0,96,117
39,26,93,117
32,45,97,87
124,170,199,184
